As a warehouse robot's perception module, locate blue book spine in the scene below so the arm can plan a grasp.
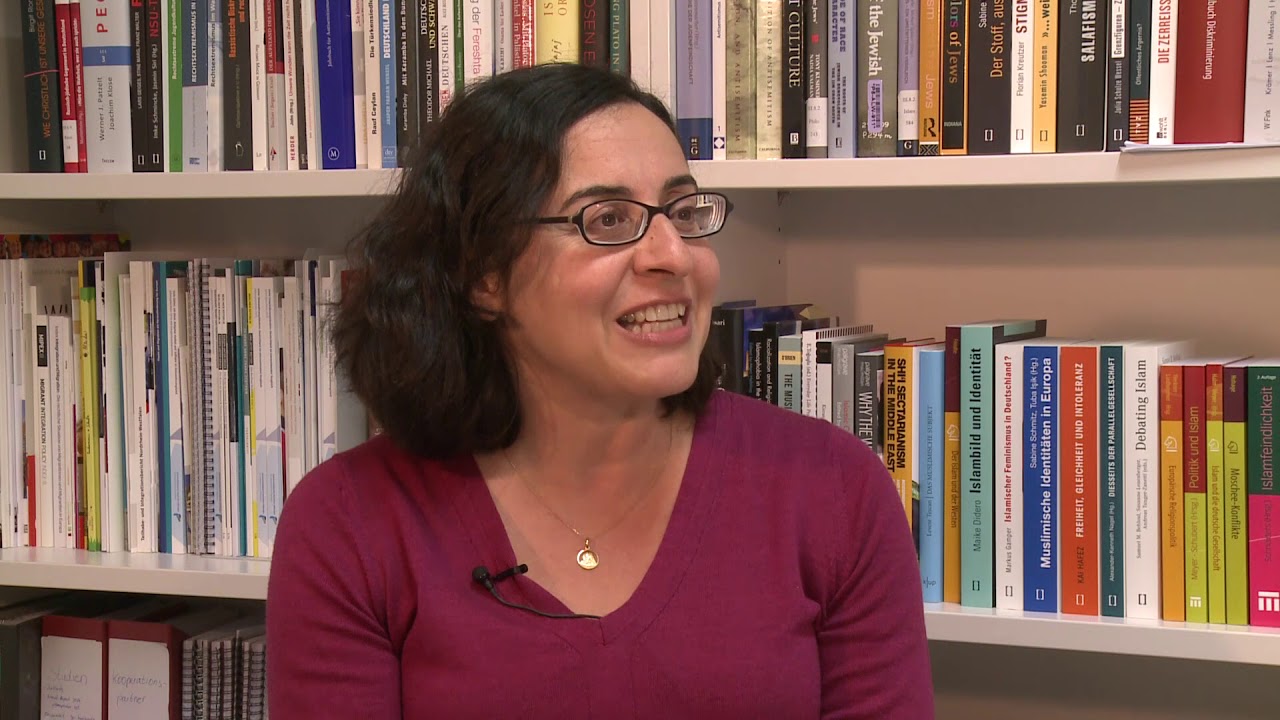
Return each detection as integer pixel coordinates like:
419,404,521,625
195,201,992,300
379,0,398,167
1024,344,1059,612
153,263,171,553
675,0,713,159
919,347,945,602
316,0,356,168
828,0,856,158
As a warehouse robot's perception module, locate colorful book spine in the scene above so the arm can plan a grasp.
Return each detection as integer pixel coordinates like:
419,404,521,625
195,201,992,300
1099,343,1124,616
1205,361,1227,624
1159,362,1185,621
1182,362,1207,623
675,0,712,159
1023,343,1060,612
943,326,962,603
1247,363,1280,627
1060,344,1099,615
919,346,945,602
1223,361,1249,625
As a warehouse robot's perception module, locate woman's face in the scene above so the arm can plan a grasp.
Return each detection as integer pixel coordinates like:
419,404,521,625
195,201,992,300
490,101,720,412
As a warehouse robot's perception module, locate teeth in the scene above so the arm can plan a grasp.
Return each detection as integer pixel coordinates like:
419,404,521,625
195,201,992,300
628,318,684,334
620,303,687,326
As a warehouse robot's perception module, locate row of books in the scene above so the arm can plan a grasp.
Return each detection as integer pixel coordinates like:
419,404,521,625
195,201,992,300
0,590,265,720
679,0,1280,160
0,235,369,557
709,301,1280,628
18,0,631,174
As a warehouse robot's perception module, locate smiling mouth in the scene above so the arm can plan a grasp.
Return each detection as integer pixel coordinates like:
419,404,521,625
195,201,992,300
617,303,688,334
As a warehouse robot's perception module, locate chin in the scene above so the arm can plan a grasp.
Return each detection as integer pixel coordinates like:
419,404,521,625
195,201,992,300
622,360,701,403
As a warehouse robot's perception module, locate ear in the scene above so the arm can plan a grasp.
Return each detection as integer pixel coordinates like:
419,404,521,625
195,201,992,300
470,272,505,319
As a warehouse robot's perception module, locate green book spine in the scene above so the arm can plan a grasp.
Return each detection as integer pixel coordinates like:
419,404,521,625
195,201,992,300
1100,345,1124,617
1223,364,1249,625
1205,365,1227,624
960,326,994,607
169,0,184,171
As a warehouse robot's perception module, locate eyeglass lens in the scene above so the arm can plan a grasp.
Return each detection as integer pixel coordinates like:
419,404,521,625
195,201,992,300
582,193,727,244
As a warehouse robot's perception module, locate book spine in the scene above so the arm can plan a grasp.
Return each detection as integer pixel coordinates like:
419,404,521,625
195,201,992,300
418,0,438,128
1247,366,1280,627
314,0,356,167
941,0,968,153
22,0,65,172
70,0,90,171
943,326,962,603
1010,0,1034,152
960,327,995,607
1244,0,1280,143
1099,344,1123,616
535,0,578,63
1127,0,1151,141
167,0,184,170
919,348,944,602
349,0,368,170
437,0,453,109
1159,363,1184,621
996,343,1023,610
1205,362,1226,624
281,0,299,168
494,0,511,73
857,0,898,156
828,0,853,157
675,0,712,159
56,0,83,171
779,336,803,412
728,0,757,158
1172,0,1247,143
609,0,628,74
781,0,806,157
920,0,942,154
1024,344,1059,613
267,0,288,169
395,0,415,165
184,0,211,170
967,0,1011,153
897,0,919,155
145,0,163,169
511,0,532,69
756,0,783,158
806,0,829,157
1147,0,1177,143
1032,0,1057,151
885,345,911,522
81,0,136,171
713,0,728,159
208,0,224,170
1055,0,1108,152
1059,345,1099,615
1105,0,1128,149
1183,363,1207,622
580,0,608,66
1223,364,1248,625
224,0,252,169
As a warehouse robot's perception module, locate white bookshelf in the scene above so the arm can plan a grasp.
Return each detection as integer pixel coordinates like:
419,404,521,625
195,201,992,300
2,148,1280,198
0,548,269,600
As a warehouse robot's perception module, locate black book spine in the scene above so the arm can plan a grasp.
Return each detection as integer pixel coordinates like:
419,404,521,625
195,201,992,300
967,0,1011,153
941,0,967,152
129,0,148,171
21,0,64,171
291,0,310,168
417,0,438,131
1105,0,1128,150
224,0,254,170
145,0,164,170
781,0,807,157
1056,0,1107,151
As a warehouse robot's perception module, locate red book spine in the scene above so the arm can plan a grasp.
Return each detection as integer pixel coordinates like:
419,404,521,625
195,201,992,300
1172,0,1250,142
54,0,79,172
1060,345,1099,615
513,0,535,68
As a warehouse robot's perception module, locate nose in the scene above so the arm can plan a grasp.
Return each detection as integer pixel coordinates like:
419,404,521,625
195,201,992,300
631,213,694,277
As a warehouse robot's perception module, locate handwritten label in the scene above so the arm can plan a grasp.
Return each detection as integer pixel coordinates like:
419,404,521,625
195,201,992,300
108,639,170,720
40,636,103,720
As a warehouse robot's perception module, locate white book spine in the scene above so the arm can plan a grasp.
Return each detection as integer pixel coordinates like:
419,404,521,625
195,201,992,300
51,316,72,549
55,0,82,167
79,0,134,171
1148,0,1178,144
365,0,383,168
496,0,514,73
211,273,237,555
0,265,12,547
251,0,269,169
32,314,54,547
281,0,300,169
713,0,727,159
465,0,496,86
1010,0,1034,153
282,278,305,496
208,0,225,171
94,262,112,552
1244,0,1280,143
166,276,189,554
101,257,130,553
268,0,289,170
299,0,322,168
351,0,370,169
438,0,455,110
996,343,1024,610
117,274,137,550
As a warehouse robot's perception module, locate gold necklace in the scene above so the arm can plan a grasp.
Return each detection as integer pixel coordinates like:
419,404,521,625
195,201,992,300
503,427,672,571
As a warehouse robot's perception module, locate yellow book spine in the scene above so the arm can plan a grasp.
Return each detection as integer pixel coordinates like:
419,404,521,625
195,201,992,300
919,0,943,154
1160,366,1185,622
78,270,101,552
1205,367,1226,624
536,1,581,64
884,345,912,522
1032,0,1057,152
1223,366,1250,625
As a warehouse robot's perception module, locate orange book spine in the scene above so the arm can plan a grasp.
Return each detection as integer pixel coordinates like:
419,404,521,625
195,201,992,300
1160,363,1186,622
943,326,962,602
1059,345,1099,615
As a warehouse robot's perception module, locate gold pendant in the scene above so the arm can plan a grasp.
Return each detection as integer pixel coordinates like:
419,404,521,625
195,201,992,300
576,539,599,570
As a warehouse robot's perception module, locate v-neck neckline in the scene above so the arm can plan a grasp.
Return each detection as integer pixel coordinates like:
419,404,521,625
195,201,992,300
453,394,727,645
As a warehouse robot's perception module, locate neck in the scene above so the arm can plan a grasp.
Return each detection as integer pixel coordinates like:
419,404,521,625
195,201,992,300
500,374,687,496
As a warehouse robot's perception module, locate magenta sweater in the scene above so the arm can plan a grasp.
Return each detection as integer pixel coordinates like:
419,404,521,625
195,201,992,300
266,390,934,718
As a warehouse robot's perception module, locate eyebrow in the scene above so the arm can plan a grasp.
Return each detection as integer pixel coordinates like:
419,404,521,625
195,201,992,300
557,174,700,213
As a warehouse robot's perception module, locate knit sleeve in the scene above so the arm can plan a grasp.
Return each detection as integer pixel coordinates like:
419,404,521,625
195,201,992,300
817,431,935,719
266,455,401,719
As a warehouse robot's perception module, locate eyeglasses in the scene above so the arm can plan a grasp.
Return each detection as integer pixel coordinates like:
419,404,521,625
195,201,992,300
533,191,734,246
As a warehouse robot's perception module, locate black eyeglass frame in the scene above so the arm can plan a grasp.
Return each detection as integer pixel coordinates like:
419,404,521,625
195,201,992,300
532,191,735,247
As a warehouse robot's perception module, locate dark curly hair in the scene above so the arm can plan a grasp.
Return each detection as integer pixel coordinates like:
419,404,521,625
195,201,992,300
332,63,720,459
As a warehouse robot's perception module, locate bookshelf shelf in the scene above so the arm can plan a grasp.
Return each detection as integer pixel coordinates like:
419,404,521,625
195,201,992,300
2,146,1280,200
924,603,1280,666
0,548,270,600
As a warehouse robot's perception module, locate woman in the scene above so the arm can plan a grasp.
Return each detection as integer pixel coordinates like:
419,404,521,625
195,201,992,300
266,62,933,718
